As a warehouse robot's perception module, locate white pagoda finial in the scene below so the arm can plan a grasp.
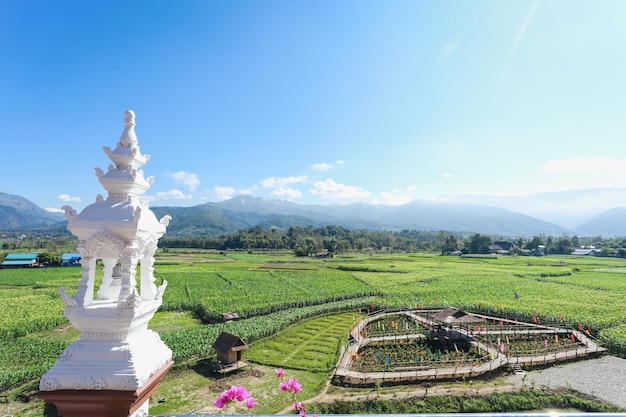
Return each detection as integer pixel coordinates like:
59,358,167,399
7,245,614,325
119,110,138,147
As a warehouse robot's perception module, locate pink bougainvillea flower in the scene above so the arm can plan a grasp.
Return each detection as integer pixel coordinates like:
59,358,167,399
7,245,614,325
213,395,229,409
213,385,251,409
231,384,251,401
276,368,284,378
290,378,302,393
280,378,302,393
246,396,258,409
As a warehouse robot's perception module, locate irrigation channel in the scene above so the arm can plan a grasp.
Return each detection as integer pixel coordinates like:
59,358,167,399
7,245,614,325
334,307,605,386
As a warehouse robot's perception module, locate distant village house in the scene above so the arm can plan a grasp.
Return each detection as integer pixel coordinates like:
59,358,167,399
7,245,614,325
572,246,602,256
61,252,81,266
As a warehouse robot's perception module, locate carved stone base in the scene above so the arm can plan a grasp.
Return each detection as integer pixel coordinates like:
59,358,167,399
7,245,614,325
38,360,173,417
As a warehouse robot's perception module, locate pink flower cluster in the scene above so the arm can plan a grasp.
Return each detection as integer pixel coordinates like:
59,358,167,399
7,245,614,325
279,377,302,394
276,368,315,417
213,384,258,410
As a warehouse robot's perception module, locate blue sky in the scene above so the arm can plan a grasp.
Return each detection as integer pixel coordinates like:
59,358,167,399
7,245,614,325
2,0,626,213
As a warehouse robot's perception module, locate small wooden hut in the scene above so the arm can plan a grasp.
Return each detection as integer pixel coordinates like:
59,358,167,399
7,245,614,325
213,331,249,365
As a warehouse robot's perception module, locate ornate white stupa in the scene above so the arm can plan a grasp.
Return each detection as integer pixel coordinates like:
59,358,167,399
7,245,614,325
39,110,173,417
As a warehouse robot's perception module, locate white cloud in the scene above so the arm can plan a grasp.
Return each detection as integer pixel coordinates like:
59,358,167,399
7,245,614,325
312,160,345,171
167,171,200,191
441,173,454,178
260,176,308,188
144,189,192,202
46,207,65,213
270,187,302,199
58,194,81,202
214,186,236,201
309,178,370,200
239,186,258,195
541,157,626,174
312,162,333,171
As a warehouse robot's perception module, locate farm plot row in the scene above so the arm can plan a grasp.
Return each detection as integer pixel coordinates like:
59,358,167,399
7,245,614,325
245,311,359,371
352,339,485,372
157,264,379,322
341,256,626,332
0,298,376,391
0,268,79,339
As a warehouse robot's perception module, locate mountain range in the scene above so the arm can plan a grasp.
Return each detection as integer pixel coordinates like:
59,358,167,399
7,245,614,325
3,189,626,238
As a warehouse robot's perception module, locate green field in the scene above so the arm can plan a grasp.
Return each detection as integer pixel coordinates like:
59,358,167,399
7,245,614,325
1,251,626,414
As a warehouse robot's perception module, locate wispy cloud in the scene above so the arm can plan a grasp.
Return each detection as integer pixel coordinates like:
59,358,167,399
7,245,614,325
312,160,345,171
309,178,370,200
441,173,454,179
58,194,81,202
377,191,414,206
312,162,333,171
167,171,200,191
260,175,308,188
270,187,302,199
436,35,462,64
259,176,308,200
214,186,236,201
145,189,192,202
541,157,626,174
46,207,65,213
503,0,540,74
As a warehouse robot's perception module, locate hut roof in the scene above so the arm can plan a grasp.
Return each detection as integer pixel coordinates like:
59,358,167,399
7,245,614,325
431,307,480,324
213,331,249,353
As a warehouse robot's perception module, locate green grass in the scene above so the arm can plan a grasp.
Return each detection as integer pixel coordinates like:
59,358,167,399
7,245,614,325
147,364,327,415
246,311,359,371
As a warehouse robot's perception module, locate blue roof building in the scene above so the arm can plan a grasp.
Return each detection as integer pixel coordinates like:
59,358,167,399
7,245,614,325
1,253,40,268
61,252,81,266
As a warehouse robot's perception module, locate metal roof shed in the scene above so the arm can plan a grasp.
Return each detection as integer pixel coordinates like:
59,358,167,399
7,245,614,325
61,252,81,266
1,253,39,268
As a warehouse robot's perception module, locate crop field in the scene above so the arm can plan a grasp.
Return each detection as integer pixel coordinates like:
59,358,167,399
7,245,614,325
1,251,626,413
245,311,357,371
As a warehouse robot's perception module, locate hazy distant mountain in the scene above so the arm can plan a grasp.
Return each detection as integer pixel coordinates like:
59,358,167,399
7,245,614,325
575,208,626,238
440,188,626,229
151,195,570,237
0,192,64,229
7,190,626,237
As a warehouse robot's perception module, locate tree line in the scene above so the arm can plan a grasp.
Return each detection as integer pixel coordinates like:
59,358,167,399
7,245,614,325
159,225,626,257
4,225,626,260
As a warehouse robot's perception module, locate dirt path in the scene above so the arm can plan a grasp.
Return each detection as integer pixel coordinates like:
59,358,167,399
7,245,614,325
276,373,520,413
280,355,626,413
507,355,626,409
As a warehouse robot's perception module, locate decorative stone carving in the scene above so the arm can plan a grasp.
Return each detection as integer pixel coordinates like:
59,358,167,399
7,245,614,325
59,288,77,307
39,377,60,391
74,377,107,390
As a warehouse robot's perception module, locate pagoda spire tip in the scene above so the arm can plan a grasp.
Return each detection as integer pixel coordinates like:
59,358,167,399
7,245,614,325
124,110,136,127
